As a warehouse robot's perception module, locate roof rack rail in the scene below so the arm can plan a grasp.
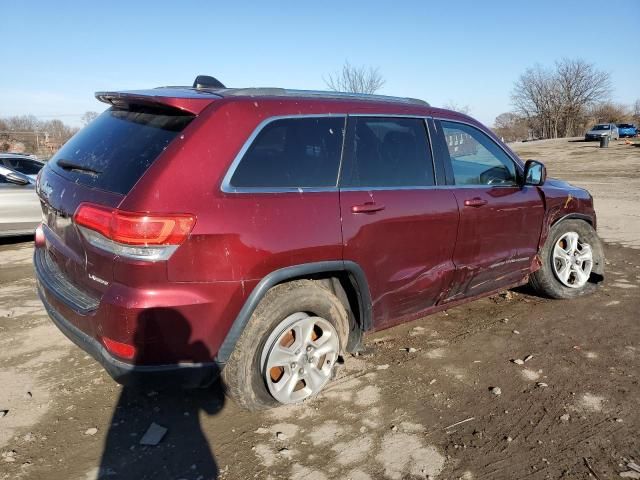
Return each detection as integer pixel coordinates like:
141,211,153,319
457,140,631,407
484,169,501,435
212,88,429,106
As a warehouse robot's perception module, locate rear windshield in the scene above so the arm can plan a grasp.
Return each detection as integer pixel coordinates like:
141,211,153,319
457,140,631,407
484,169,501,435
50,107,193,194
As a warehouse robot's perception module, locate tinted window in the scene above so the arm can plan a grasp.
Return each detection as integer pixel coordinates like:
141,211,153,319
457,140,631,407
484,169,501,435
4,159,43,175
341,117,434,188
230,117,345,189
441,121,517,186
50,107,193,195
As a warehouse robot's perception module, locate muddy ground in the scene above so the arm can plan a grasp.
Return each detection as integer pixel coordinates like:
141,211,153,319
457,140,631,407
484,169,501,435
0,138,638,480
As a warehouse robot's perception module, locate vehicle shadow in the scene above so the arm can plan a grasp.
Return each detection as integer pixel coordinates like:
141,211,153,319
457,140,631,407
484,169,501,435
98,310,225,480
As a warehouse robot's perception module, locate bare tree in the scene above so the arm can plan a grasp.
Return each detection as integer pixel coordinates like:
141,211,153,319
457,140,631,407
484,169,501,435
512,65,562,138
3,115,40,132
511,59,611,138
81,111,99,126
443,101,470,115
632,99,640,126
555,58,611,136
493,112,530,142
588,102,631,124
325,61,385,94
0,115,78,154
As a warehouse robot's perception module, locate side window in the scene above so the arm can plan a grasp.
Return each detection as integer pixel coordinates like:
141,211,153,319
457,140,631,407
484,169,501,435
229,117,345,189
341,117,435,188
441,121,517,186
12,160,43,175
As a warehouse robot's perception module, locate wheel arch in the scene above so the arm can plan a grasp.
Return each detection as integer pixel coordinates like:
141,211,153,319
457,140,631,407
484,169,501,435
551,212,595,228
216,260,372,364
538,210,596,252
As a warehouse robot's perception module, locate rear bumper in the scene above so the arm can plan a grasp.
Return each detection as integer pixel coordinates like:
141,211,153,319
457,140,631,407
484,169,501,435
37,284,220,387
33,245,247,387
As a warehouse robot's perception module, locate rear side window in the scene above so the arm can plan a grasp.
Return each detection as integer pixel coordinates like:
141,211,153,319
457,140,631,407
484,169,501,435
229,117,345,189
340,117,435,188
50,107,193,195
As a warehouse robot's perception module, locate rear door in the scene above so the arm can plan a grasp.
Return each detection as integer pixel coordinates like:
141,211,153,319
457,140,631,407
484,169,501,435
339,116,459,329
430,119,544,301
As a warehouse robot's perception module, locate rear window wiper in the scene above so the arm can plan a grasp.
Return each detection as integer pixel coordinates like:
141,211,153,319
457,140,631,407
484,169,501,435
56,159,102,177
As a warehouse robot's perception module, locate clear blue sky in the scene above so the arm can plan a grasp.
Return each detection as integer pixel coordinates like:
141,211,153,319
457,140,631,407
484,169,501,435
2,0,637,127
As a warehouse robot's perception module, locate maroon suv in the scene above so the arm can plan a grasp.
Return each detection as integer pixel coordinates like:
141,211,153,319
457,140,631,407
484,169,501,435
35,78,604,410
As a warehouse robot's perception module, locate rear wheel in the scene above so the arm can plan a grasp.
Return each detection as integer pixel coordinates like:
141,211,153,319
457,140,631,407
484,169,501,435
222,280,349,410
529,219,604,299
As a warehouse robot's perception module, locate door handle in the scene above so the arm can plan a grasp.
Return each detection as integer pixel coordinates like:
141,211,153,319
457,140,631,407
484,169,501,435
463,197,488,207
351,202,385,214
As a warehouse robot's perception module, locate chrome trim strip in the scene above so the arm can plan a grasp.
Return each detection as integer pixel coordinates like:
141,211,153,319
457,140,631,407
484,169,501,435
220,114,347,194
78,226,178,262
347,113,429,119
221,113,523,194
339,186,440,192
338,184,521,192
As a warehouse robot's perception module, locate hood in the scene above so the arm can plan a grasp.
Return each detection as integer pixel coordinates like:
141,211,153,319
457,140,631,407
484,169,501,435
586,129,610,135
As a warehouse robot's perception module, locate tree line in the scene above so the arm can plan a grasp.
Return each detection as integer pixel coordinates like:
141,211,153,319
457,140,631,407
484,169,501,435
0,114,86,156
496,59,639,142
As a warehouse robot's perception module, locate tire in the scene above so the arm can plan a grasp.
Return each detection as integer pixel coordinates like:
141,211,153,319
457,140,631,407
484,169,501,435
222,280,349,411
529,219,604,299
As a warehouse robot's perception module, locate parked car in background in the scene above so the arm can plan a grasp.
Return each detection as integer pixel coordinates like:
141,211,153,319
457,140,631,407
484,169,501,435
585,123,619,141
616,123,638,138
0,153,45,179
0,158,43,236
35,78,605,410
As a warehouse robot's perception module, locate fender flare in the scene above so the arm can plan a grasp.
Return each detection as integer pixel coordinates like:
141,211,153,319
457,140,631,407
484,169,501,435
538,210,596,252
216,260,372,364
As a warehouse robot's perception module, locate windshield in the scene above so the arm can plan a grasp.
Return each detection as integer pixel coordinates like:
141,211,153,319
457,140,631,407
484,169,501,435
593,125,610,130
50,107,193,195
617,124,633,128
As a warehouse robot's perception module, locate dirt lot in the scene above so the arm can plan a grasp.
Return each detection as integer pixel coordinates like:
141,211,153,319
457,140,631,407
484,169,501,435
0,138,638,480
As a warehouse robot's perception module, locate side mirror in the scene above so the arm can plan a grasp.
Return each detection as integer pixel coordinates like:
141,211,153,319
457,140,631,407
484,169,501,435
523,160,546,186
3,171,31,186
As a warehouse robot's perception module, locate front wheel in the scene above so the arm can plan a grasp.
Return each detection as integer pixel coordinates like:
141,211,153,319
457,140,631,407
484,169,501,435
529,219,604,299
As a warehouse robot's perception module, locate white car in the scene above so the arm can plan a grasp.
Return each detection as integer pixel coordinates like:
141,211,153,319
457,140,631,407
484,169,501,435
585,123,619,141
0,154,44,237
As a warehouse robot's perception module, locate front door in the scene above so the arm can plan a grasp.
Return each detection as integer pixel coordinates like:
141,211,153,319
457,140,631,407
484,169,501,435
431,119,545,301
339,116,459,329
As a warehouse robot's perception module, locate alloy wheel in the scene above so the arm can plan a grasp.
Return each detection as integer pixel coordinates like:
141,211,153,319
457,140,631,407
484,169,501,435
552,231,593,288
260,312,339,404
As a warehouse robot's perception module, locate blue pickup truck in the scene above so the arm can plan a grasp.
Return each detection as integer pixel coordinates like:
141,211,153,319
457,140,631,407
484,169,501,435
617,123,638,138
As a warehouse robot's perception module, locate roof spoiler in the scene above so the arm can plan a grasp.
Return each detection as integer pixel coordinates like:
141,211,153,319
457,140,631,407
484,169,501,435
95,88,220,115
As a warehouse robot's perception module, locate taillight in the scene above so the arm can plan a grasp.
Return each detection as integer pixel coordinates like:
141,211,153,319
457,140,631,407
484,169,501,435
74,203,195,261
101,336,136,360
